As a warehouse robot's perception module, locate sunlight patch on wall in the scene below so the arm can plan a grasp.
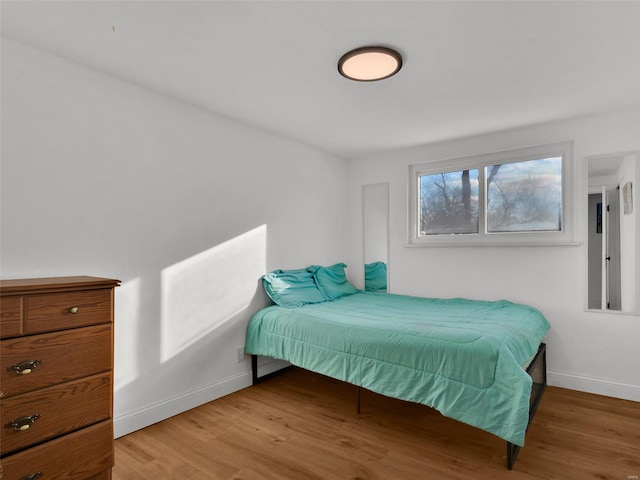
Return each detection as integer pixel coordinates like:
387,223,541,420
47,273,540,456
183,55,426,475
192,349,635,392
114,277,141,391
160,225,267,362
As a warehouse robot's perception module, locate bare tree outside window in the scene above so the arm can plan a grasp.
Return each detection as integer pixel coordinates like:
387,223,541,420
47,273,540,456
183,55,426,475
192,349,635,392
419,169,479,235
486,157,562,232
418,158,563,236
409,141,572,246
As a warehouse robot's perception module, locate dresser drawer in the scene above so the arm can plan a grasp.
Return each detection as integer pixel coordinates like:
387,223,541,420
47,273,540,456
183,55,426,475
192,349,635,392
24,289,112,334
1,325,112,398
0,296,22,338
1,372,111,456
0,420,113,480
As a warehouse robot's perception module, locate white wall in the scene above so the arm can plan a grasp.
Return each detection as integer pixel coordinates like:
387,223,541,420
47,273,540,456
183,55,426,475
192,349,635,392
1,38,350,437
618,155,638,312
348,107,640,401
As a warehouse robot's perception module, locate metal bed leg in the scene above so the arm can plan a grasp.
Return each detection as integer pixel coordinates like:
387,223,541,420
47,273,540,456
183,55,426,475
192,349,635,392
507,442,519,470
251,355,258,385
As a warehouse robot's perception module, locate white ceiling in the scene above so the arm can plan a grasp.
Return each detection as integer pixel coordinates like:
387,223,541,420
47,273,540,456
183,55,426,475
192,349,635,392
2,0,640,159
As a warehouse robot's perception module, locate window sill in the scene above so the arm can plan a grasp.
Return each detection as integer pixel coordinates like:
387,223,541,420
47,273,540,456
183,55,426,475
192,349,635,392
405,240,582,248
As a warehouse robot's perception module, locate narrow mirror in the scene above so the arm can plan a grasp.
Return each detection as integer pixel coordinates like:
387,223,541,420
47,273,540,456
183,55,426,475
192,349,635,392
363,183,389,292
586,152,639,313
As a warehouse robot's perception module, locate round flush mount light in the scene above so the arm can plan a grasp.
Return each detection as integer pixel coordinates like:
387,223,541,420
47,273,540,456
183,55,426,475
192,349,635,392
338,46,403,82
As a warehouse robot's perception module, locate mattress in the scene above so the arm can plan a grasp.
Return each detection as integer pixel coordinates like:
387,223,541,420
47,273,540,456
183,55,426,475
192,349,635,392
245,291,550,446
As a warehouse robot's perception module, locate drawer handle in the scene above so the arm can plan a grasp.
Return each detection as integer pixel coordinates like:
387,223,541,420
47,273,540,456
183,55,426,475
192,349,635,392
8,414,41,431
69,306,79,314
9,360,42,375
20,473,43,480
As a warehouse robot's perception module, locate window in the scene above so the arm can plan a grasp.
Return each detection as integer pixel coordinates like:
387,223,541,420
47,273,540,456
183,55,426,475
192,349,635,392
486,157,563,233
408,141,575,246
420,169,479,235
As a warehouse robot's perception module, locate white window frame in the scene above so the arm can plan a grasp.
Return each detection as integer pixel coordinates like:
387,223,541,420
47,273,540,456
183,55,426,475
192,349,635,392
407,141,576,247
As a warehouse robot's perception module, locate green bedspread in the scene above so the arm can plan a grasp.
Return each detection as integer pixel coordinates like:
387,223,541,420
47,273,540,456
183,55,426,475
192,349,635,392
245,291,550,446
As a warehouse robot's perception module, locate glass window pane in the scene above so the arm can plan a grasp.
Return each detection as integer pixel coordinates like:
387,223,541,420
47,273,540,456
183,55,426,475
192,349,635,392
486,157,563,232
419,169,479,235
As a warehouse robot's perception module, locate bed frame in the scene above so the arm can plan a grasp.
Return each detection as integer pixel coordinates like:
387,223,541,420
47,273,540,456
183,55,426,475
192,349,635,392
507,342,547,469
251,342,547,470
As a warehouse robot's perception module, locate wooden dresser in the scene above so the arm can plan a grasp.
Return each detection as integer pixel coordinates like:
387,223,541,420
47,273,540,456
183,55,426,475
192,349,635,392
0,276,120,480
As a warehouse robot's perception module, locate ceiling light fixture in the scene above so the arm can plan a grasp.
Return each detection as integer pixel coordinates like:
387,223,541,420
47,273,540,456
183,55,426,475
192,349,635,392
338,46,403,82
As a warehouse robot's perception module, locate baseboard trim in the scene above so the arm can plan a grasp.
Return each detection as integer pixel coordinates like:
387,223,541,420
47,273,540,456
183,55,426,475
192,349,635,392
547,370,640,402
114,371,251,438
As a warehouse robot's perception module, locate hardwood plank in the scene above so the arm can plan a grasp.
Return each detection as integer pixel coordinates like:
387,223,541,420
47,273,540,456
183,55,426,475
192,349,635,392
113,368,640,479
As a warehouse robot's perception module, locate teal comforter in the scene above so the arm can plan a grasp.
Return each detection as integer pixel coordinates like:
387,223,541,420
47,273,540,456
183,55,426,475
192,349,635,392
245,291,549,446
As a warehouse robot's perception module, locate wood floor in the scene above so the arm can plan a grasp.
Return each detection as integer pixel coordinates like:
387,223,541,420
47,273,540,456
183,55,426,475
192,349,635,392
112,368,640,480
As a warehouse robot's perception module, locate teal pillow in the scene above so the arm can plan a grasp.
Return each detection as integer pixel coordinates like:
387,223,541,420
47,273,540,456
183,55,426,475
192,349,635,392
365,261,387,292
262,268,326,308
309,263,358,301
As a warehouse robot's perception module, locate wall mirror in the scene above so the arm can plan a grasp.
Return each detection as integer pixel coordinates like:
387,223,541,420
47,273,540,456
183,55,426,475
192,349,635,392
363,183,389,292
586,152,639,314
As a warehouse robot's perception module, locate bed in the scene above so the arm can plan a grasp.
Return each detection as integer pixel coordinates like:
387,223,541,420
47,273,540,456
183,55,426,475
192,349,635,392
245,264,550,469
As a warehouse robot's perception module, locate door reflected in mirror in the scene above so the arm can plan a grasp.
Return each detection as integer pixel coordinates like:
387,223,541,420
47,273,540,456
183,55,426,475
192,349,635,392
586,152,639,313
363,183,389,292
